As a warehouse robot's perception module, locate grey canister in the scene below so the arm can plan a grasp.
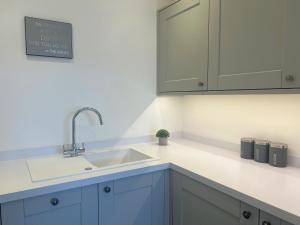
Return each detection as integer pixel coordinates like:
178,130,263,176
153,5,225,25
269,143,288,168
241,138,255,159
254,140,269,163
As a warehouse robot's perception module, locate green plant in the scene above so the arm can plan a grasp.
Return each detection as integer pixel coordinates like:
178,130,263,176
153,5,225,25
156,129,170,138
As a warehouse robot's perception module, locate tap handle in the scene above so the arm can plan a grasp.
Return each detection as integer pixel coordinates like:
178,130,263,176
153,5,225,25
75,143,86,156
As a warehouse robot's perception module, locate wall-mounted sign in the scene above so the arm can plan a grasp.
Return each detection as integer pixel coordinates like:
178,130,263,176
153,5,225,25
25,17,73,59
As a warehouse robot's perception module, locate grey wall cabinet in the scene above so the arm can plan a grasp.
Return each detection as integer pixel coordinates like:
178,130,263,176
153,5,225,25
158,0,209,93
98,171,168,225
282,0,300,88
171,171,241,225
158,0,300,94
1,185,98,225
209,0,286,90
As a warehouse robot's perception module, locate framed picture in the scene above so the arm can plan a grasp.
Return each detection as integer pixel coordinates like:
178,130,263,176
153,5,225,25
25,17,73,59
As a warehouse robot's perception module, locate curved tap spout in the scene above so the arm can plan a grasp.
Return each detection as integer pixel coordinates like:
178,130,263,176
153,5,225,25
72,107,104,150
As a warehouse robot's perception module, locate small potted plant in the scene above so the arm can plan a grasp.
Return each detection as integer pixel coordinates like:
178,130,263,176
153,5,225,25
156,129,170,146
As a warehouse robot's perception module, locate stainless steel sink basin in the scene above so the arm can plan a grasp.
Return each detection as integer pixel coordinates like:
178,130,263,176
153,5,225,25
84,148,154,168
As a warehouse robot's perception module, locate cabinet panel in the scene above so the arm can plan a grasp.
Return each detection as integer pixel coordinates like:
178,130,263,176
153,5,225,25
259,211,281,225
240,202,259,225
99,171,167,225
281,221,293,225
158,0,209,92
1,185,98,225
282,0,300,88
209,0,286,90
25,204,81,225
1,201,25,225
172,171,240,225
24,188,81,216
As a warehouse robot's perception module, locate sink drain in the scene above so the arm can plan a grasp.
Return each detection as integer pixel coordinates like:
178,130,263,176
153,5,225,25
84,167,93,171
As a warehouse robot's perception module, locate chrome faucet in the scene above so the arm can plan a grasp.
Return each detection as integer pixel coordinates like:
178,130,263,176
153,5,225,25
63,107,103,157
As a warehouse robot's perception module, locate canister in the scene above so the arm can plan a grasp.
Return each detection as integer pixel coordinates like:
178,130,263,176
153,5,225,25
240,138,255,159
269,143,288,168
254,140,269,163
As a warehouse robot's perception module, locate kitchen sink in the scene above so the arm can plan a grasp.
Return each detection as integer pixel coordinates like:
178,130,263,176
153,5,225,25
84,148,154,168
27,148,157,182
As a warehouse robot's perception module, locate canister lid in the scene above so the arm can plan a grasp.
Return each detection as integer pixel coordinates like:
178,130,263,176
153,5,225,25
270,142,288,149
241,137,255,143
255,139,269,145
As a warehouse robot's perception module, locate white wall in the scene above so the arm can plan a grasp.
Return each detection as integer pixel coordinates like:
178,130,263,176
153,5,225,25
183,95,300,157
0,0,183,152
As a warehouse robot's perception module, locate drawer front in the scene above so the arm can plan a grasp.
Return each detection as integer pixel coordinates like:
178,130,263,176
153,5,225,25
281,221,293,225
113,173,153,194
260,211,280,225
24,188,81,216
25,204,81,225
181,174,240,217
240,202,259,225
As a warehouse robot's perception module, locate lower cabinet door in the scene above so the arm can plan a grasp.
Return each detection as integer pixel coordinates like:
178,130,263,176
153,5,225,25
281,221,294,225
1,185,98,225
171,171,240,225
99,171,167,225
25,204,81,225
259,211,281,225
240,202,259,225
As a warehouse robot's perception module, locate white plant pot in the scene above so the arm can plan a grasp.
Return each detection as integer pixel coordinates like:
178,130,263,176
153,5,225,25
158,137,168,146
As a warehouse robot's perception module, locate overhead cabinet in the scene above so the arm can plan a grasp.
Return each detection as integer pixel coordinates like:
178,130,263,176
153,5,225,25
158,0,209,92
209,0,285,90
158,0,300,93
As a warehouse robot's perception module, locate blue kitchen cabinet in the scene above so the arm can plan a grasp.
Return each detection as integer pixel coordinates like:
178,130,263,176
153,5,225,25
99,171,169,225
1,185,98,225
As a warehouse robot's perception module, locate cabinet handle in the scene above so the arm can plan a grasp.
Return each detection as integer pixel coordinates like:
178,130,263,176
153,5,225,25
104,186,111,193
242,211,252,219
285,75,295,82
50,198,59,206
262,221,271,225
198,81,204,87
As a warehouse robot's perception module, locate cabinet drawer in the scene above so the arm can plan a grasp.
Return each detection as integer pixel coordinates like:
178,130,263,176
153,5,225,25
25,204,81,225
180,174,240,217
281,221,293,225
259,211,280,225
240,202,259,225
24,188,81,216
113,173,153,194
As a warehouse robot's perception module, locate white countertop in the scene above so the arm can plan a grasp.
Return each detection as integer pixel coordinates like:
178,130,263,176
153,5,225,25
0,139,299,224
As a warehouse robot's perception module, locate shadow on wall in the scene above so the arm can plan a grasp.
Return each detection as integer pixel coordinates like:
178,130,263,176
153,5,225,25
63,96,183,149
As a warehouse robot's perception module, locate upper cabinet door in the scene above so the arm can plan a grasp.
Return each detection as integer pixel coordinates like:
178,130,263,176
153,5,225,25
158,0,209,93
209,0,286,90
282,0,300,88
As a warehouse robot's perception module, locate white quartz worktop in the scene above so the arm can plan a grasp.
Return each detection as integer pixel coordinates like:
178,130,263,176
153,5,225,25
0,139,299,224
